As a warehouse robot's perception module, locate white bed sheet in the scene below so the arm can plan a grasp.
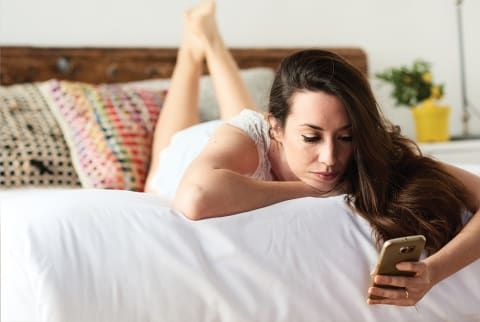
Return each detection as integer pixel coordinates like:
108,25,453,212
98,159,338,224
1,188,479,322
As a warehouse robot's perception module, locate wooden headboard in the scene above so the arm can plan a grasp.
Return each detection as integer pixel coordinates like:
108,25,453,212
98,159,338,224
0,47,368,85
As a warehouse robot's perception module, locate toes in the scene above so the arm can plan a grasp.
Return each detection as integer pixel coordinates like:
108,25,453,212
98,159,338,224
188,0,215,18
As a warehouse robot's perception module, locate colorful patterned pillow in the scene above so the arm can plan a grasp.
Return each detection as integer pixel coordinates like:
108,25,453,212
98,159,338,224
0,83,81,188
39,80,164,191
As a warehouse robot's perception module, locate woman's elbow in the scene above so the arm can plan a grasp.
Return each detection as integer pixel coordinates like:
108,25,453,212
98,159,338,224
173,184,212,220
143,183,158,194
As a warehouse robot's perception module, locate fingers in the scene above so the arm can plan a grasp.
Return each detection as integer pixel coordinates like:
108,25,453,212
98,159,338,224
368,261,430,306
367,287,415,306
374,275,411,288
373,274,425,295
396,261,426,274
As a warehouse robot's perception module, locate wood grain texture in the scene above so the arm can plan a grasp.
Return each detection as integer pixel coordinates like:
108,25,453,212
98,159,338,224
0,47,368,85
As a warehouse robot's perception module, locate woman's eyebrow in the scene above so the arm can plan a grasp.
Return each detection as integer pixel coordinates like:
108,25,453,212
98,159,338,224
299,123,352,131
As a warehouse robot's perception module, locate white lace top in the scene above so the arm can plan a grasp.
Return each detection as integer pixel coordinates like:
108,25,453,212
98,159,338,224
227,109,273,180
149,109,273,199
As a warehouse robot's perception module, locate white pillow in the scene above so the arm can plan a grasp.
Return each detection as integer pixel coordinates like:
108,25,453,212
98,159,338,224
130,67,275,121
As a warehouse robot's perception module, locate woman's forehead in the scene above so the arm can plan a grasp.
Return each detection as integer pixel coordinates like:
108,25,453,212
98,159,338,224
288,91,350,127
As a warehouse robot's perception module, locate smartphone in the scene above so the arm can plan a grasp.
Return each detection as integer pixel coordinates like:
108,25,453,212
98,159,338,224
369,235,426,300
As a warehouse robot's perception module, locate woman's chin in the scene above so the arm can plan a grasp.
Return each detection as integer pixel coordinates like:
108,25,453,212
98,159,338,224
306,179,340,195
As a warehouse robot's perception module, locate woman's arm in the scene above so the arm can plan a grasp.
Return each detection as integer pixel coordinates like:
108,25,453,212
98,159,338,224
368,163,480,306
423,164,480,283
173,124,322,220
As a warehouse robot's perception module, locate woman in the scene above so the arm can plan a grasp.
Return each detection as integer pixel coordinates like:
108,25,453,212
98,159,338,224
145,0,480,307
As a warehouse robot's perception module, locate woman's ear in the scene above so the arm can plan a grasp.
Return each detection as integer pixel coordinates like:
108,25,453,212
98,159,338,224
268,115,283,142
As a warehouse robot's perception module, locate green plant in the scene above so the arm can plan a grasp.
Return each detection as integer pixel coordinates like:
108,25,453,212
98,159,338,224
376,59,444,108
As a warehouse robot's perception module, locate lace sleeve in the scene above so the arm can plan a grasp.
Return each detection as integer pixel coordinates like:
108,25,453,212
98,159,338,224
227,110,272,180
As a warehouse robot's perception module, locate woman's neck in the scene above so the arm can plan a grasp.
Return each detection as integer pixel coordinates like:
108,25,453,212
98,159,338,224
268,139,297,181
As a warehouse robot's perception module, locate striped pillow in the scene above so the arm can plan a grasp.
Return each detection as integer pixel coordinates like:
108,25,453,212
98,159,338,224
39,80,164,191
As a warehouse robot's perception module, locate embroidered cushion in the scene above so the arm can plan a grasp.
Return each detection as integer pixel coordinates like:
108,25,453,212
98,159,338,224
39,80,164,191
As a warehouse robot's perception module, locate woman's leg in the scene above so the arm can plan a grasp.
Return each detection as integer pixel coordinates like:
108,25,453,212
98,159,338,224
145,0,256,192
145,8,204,191
189,0,257,120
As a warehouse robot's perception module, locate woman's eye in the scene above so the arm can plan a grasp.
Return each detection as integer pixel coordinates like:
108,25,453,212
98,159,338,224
339,136,352,142
301,135,320,143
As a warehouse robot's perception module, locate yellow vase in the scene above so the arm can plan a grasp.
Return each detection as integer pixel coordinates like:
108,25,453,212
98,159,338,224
411,99,450,142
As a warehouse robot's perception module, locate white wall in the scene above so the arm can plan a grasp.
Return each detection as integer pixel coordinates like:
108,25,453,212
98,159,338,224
1,0,479,139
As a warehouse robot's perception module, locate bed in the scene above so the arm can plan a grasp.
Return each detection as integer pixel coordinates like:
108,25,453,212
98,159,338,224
1,46,479,322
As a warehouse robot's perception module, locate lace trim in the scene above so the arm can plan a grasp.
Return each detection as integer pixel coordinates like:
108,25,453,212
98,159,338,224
227,109,272,180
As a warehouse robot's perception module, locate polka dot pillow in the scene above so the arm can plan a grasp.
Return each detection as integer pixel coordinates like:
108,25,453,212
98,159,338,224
0,83,81,188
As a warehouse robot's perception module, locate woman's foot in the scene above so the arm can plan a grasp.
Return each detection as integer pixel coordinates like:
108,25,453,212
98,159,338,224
179,0,216,63
184,0,221,54
180,10,206,63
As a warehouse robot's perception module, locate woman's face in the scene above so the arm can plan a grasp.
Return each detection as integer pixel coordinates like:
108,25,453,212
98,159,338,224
272,90,354,192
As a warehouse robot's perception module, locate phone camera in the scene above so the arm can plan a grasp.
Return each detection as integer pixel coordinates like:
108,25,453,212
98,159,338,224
399,246,415,254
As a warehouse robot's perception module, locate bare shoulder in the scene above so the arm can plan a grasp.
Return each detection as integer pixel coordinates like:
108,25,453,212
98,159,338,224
192,123,260,176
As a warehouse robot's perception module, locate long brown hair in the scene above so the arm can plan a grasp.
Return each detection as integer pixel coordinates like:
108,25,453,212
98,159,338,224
268,49,470,254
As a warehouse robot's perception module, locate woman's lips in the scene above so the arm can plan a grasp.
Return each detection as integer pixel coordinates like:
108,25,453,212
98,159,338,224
312,171,339,181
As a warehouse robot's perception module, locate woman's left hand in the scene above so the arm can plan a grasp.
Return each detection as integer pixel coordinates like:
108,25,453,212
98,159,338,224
367,260,433,306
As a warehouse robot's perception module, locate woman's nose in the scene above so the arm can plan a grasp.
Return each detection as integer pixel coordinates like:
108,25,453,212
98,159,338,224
318,141,336,166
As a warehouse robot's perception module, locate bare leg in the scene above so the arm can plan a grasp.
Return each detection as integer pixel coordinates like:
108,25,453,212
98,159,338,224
189,0,257,120
145,0,256,192
145,8,205,191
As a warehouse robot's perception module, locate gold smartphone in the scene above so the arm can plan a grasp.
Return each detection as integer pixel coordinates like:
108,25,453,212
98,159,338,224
369,235,426,300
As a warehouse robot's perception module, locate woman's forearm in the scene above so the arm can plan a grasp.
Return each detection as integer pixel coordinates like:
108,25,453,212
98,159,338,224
173,168,315,220
427,164,480,284
425,211,480,285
